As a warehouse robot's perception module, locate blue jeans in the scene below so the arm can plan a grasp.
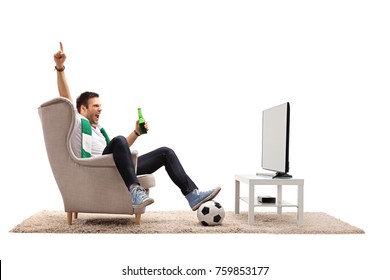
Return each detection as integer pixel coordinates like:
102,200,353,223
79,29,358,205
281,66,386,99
102,136,198,196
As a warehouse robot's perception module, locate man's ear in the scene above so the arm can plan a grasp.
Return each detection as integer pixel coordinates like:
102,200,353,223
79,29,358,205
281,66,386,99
80,105,88,115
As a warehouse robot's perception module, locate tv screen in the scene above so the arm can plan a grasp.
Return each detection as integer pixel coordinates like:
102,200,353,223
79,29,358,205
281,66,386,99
260,102,292,179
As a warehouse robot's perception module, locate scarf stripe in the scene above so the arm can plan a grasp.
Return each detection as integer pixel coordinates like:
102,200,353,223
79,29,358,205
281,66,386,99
81,118,110,158
100,127,110,146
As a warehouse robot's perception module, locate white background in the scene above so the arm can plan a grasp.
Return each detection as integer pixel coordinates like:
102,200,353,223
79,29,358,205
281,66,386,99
1,0,389,279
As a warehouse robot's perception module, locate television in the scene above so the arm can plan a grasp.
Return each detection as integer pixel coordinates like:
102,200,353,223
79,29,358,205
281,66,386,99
258,102,292,179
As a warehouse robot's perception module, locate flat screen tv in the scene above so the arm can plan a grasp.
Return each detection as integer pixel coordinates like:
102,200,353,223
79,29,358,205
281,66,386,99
258,102,292,179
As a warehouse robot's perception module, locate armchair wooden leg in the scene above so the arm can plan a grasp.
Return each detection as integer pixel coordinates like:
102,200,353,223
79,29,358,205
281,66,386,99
135,214,141,225
73,212,78,219
67,212,72,225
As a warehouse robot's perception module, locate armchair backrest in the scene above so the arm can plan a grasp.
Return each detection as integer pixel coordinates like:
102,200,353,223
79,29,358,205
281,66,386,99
38,97,76,176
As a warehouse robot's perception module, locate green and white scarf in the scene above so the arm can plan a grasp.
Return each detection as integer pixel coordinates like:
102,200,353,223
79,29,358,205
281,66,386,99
81,118,110,158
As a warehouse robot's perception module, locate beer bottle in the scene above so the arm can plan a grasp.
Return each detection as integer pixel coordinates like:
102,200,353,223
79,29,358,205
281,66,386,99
138,108,147,134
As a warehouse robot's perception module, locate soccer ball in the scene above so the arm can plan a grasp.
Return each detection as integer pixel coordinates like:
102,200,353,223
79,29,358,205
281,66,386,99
197,200,225,226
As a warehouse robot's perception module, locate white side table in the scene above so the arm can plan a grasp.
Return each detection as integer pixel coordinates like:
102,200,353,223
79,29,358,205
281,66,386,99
235,174,304,225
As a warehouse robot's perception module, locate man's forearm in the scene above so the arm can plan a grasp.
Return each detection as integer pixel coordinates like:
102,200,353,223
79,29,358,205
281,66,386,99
126,130,139,147
57,70,72,101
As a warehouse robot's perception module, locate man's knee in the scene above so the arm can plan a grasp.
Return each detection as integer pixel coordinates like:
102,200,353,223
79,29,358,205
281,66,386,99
110,136,129,151
158,146,175,156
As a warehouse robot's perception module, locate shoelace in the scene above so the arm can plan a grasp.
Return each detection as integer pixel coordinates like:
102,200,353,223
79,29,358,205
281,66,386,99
134,187,148,199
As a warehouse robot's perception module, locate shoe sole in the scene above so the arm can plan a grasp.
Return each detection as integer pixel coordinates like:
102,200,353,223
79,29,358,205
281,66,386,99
191,186,221,211
133,198,155,208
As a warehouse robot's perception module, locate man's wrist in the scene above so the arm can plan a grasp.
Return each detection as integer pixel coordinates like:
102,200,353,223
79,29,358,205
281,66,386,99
133,130,140,136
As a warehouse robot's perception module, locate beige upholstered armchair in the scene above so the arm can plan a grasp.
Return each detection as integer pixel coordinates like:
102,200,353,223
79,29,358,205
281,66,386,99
38,97,155,225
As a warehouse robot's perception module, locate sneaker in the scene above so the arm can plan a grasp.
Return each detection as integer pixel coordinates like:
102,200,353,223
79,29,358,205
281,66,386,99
186,186,221,211
130,186,154,208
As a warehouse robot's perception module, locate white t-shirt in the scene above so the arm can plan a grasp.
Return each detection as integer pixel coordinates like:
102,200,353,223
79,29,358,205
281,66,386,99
70,109,107,157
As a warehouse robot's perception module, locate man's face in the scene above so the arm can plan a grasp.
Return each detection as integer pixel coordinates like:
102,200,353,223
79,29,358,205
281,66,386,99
80,97,102,126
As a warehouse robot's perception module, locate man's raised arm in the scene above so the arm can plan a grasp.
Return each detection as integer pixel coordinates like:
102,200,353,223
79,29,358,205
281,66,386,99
53,42,72,101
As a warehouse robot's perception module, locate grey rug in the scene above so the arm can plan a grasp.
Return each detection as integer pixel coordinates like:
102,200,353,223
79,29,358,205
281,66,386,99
10,210,364,234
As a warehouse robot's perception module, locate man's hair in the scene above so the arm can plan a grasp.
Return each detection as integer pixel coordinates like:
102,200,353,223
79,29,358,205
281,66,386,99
76,91,99,113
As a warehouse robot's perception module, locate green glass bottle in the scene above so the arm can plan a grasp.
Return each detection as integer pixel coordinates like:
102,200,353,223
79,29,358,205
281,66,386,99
138,108,147,135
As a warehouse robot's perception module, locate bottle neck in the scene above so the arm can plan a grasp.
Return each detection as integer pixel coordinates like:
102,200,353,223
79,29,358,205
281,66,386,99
138,108,144,119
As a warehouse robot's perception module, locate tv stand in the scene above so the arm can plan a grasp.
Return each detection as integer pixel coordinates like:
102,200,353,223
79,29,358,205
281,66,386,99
273,172,292,179
235,174,304,225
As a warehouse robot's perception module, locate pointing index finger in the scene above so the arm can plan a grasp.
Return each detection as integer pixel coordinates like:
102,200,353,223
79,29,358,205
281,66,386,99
60,42,63,53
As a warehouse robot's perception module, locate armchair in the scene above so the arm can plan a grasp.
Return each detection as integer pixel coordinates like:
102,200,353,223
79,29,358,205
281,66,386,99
38,97,155,225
